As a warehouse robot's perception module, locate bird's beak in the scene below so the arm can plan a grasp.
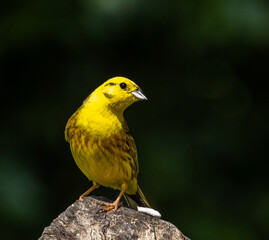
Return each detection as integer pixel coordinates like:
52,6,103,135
131,89,148,101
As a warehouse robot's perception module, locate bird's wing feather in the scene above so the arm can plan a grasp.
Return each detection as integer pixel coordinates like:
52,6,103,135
123,120,139,175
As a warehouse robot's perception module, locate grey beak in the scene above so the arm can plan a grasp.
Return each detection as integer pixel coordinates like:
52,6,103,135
131,89,148,100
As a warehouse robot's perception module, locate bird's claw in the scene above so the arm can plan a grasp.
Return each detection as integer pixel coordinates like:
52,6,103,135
98,201,123,212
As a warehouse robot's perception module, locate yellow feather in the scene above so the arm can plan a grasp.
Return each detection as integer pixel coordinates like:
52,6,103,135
65,77,150,209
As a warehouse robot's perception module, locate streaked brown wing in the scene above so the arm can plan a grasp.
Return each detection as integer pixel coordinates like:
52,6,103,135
125,132,138,175
122,120,139,177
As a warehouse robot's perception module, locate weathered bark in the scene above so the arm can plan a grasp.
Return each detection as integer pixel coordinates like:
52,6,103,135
39,196,190,240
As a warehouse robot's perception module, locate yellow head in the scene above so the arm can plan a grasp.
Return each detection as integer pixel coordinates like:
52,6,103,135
85,77,147,112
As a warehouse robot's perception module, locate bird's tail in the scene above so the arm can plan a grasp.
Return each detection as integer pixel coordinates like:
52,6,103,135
124,185,151,209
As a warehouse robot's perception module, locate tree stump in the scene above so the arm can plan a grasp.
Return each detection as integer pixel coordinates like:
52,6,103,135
39,196,190,240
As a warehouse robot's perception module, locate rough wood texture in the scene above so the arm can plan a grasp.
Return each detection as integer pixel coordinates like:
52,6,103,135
39,196,190,240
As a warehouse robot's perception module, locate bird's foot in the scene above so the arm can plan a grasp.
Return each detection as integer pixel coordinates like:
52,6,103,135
78,195,85,202
76,184,99,202
99,200,123,212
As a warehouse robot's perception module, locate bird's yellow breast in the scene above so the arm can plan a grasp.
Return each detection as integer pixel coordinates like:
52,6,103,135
65,104,138,194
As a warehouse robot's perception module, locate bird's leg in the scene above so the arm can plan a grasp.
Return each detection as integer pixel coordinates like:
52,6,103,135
79,183,99,201
101,185,126,212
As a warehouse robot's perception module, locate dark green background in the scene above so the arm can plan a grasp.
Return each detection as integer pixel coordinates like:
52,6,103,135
1,0,268,239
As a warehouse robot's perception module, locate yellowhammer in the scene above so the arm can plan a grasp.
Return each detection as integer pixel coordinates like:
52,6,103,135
65,76,150,212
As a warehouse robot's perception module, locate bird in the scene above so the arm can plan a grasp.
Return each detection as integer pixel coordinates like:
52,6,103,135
65,76,151,212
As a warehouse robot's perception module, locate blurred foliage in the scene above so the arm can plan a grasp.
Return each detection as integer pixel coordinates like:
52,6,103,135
0,0,268,239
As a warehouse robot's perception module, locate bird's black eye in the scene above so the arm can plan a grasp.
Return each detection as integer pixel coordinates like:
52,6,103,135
120,82,127,89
